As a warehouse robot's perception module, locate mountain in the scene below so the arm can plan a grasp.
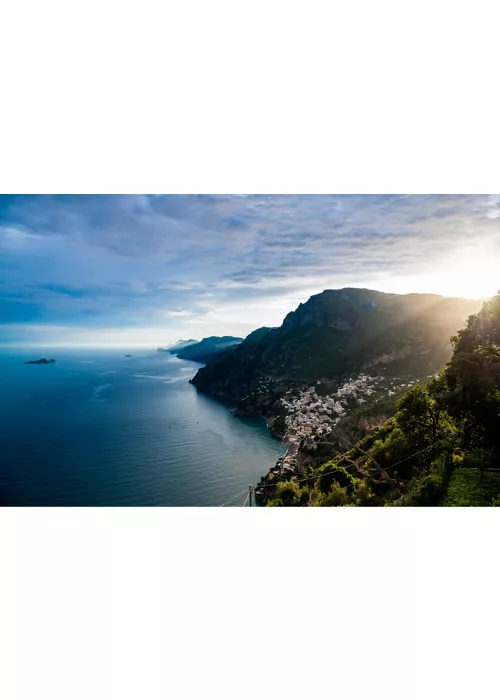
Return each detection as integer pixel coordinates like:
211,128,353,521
263,292,500,507
157,339,199,353
244,327,276,343
173,336,244,363
191,288,481,413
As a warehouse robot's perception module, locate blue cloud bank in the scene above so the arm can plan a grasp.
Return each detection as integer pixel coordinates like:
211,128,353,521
1,194,499,346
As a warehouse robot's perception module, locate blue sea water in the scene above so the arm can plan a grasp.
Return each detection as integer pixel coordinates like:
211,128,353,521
0,349,284,506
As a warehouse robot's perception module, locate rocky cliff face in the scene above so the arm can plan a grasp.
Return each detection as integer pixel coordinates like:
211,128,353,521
191,288,481,410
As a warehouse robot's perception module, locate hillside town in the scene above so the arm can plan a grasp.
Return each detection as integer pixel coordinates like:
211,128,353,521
256,374,420,492
280,374,417,445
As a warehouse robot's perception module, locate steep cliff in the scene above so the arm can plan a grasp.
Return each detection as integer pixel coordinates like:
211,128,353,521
191,289,481,412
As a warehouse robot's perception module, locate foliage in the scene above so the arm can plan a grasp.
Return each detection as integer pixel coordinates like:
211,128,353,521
316,463,356,494
351,480,375,506
442,469,500,507
314,483,350,507
266,293,500,507
371,428,409,472
393,469,445,507
267,480,309,507
396,385,443,449
442,294,500,453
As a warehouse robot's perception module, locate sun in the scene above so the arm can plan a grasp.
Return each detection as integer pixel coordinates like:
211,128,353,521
430,247,500,299
381,244,500,299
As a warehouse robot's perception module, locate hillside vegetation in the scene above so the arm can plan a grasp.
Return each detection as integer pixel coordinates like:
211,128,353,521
267,293,500,507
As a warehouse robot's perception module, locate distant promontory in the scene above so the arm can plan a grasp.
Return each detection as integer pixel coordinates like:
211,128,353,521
157,339,199,353
158,337,244,364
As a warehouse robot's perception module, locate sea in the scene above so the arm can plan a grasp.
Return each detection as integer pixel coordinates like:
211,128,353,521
0,348,285,506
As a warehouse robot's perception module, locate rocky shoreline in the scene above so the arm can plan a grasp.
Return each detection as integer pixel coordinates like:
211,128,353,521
254,443,305,506
194,376,339,505
209,383,301,505
227,384,311,506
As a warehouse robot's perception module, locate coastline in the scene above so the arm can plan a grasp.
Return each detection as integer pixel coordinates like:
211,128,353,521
189,371,290,502
192,369,428,506
236,406,304,506
190,372,308,505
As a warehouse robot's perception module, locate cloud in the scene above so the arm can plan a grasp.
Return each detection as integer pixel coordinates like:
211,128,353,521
1,194,499,345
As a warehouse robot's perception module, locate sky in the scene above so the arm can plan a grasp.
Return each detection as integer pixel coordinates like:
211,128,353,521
1,194,500,348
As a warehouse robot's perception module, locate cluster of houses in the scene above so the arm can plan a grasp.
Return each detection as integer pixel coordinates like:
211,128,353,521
279,373,418,445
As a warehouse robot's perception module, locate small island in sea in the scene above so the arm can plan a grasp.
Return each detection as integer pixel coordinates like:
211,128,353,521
25,358,56,365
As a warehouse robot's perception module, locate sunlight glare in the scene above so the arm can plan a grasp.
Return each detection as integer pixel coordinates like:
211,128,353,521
428,246,499,299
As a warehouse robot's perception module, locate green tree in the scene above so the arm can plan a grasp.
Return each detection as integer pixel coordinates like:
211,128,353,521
352,479,374,506
317,463,355,494
395,472,444,506
396,385,443,450
268,480,309,507
316,482,349,507
443,294,500,454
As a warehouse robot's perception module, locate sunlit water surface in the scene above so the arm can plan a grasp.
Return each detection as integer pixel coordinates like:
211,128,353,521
0,349,284,506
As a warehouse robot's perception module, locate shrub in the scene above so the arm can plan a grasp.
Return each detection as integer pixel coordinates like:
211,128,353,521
317,463,356,494
352,480,375,506
269,480,309,507
317,483,349,507
394,472,444,507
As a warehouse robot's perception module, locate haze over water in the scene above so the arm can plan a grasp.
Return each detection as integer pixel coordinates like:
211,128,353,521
0,349,284,506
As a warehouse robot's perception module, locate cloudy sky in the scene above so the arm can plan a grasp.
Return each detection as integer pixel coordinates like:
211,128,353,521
1,194,499,347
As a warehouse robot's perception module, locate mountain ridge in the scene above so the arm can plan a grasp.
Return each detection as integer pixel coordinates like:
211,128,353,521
191,288,482,416
168,335,244,363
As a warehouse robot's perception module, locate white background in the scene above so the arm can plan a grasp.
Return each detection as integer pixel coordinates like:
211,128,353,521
1,0,500,698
